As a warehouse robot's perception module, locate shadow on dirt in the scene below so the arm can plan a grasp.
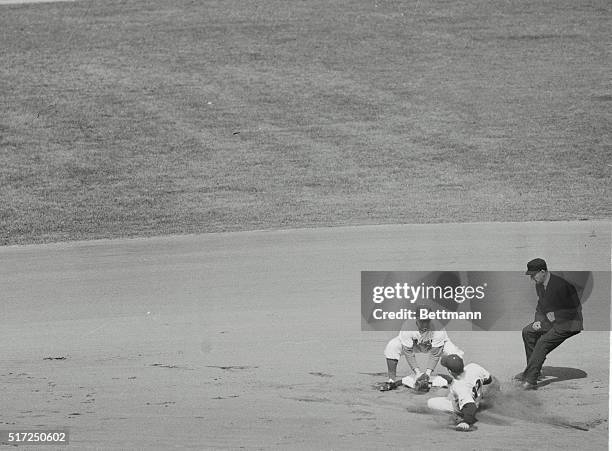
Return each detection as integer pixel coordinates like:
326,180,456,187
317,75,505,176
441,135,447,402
537,366,587,387
513,366,587,387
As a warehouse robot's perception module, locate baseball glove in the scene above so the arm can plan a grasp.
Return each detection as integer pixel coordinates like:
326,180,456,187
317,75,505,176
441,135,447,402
414,373,430,393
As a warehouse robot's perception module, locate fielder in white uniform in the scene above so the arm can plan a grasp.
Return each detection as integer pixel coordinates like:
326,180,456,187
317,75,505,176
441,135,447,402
427,354,496,431
382,317,464,390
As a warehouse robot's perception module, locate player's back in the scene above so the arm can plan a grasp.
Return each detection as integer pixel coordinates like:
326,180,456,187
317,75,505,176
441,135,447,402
456,363,490,387
450,363,491,408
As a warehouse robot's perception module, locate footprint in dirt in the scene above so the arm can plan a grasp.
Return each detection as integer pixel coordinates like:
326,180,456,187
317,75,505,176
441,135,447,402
289,396,331,403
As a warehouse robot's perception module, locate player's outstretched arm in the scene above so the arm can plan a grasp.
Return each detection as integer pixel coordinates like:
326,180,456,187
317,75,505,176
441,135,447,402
403,347,420,374
456,402,477,431
424,346,443,374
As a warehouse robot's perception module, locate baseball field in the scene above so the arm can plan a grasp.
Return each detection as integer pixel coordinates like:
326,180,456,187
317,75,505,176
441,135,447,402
0,0,610,449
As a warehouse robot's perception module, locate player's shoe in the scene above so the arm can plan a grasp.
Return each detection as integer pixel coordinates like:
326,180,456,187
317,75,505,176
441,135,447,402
379,381,397,392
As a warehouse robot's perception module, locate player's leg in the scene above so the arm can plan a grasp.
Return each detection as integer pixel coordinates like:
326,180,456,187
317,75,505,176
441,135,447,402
383,336,404,382
523,328,580,384
427,396,454,412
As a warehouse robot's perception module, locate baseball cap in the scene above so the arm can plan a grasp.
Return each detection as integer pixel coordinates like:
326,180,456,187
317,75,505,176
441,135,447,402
441,354,464,374
525,258,547,275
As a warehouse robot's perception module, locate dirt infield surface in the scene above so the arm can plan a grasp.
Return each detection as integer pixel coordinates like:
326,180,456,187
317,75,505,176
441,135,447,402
0,0,74,4
0,220,608,449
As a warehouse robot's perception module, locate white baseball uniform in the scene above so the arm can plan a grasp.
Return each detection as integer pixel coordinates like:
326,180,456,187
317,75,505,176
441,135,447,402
427,363,491,413
384,329,465,361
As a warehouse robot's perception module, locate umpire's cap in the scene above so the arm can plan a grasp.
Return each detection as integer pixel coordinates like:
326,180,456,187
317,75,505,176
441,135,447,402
525,258,547,275
441,354,464,374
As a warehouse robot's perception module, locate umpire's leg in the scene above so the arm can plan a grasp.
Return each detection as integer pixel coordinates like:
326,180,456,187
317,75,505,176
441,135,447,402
523,327,580,384
522,323,543,364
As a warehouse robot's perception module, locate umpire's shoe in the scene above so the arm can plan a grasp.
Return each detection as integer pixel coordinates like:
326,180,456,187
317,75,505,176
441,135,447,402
521,381,537,390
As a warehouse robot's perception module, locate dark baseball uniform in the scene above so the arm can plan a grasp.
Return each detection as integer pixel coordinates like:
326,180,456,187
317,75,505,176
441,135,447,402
521,273,583,384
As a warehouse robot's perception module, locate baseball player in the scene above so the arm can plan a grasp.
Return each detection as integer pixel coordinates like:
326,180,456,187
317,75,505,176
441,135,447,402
427,354,496,432
380,316,464,392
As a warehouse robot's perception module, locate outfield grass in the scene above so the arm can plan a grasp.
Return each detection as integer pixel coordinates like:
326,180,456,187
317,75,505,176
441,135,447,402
1,0,610,245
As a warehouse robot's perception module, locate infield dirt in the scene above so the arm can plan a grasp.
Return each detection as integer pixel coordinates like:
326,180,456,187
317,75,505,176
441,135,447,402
0,221,608,449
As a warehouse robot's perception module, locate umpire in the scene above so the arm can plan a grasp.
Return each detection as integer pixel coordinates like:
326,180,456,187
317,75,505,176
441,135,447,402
519,258,583,390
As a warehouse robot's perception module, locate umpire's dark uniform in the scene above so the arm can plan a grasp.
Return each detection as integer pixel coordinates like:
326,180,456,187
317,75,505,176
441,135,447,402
521,260,583,386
